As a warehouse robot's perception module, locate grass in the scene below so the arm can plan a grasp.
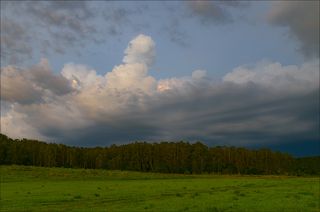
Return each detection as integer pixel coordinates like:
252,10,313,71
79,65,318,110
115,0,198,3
0,165,319,211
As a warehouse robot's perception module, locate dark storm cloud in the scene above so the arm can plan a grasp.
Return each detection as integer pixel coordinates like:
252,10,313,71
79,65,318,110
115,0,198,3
39,82,319,148
46,120,162,147
145,83,318,146
267,1,320,58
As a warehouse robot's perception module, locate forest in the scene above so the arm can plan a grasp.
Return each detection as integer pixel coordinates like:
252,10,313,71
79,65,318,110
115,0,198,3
0,133,319,175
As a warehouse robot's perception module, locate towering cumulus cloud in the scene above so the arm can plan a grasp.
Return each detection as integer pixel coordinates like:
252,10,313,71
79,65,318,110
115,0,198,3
123,34,156,67
0,34,318,148
106,35,156,94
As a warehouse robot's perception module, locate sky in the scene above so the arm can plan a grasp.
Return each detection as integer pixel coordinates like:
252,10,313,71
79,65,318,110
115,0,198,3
0,1,319,156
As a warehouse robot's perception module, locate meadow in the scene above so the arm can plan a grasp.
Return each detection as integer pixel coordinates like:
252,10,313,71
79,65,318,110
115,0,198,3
1,165,319,212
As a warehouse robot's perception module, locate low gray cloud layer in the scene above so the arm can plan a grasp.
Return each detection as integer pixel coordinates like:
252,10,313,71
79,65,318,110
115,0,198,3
1,35,318,147
267,1,320,58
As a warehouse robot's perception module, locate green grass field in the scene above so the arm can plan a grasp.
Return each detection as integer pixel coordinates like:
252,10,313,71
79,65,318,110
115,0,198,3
1,165,319,211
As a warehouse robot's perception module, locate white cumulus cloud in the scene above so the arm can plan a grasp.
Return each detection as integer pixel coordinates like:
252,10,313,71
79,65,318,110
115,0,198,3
0,34,318,147
122,34,156,67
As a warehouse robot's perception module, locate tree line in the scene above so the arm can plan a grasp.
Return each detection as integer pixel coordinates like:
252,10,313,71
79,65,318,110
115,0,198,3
0,134,319,175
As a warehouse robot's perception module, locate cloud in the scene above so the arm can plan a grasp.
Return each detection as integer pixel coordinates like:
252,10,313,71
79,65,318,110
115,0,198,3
105,63,156,94
192,69,207,79
0,1,154,65
0,1,99,64
0,1,253,64
102,4,150,36
267,1,320,58
0,18,32,64
1,66,43,104
223,60,319,92
186,1,249,24
187,1,231,24
1,109,47,141
123,34,156,67
28,59,74,96
1,34,318,148
0,59,73,104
